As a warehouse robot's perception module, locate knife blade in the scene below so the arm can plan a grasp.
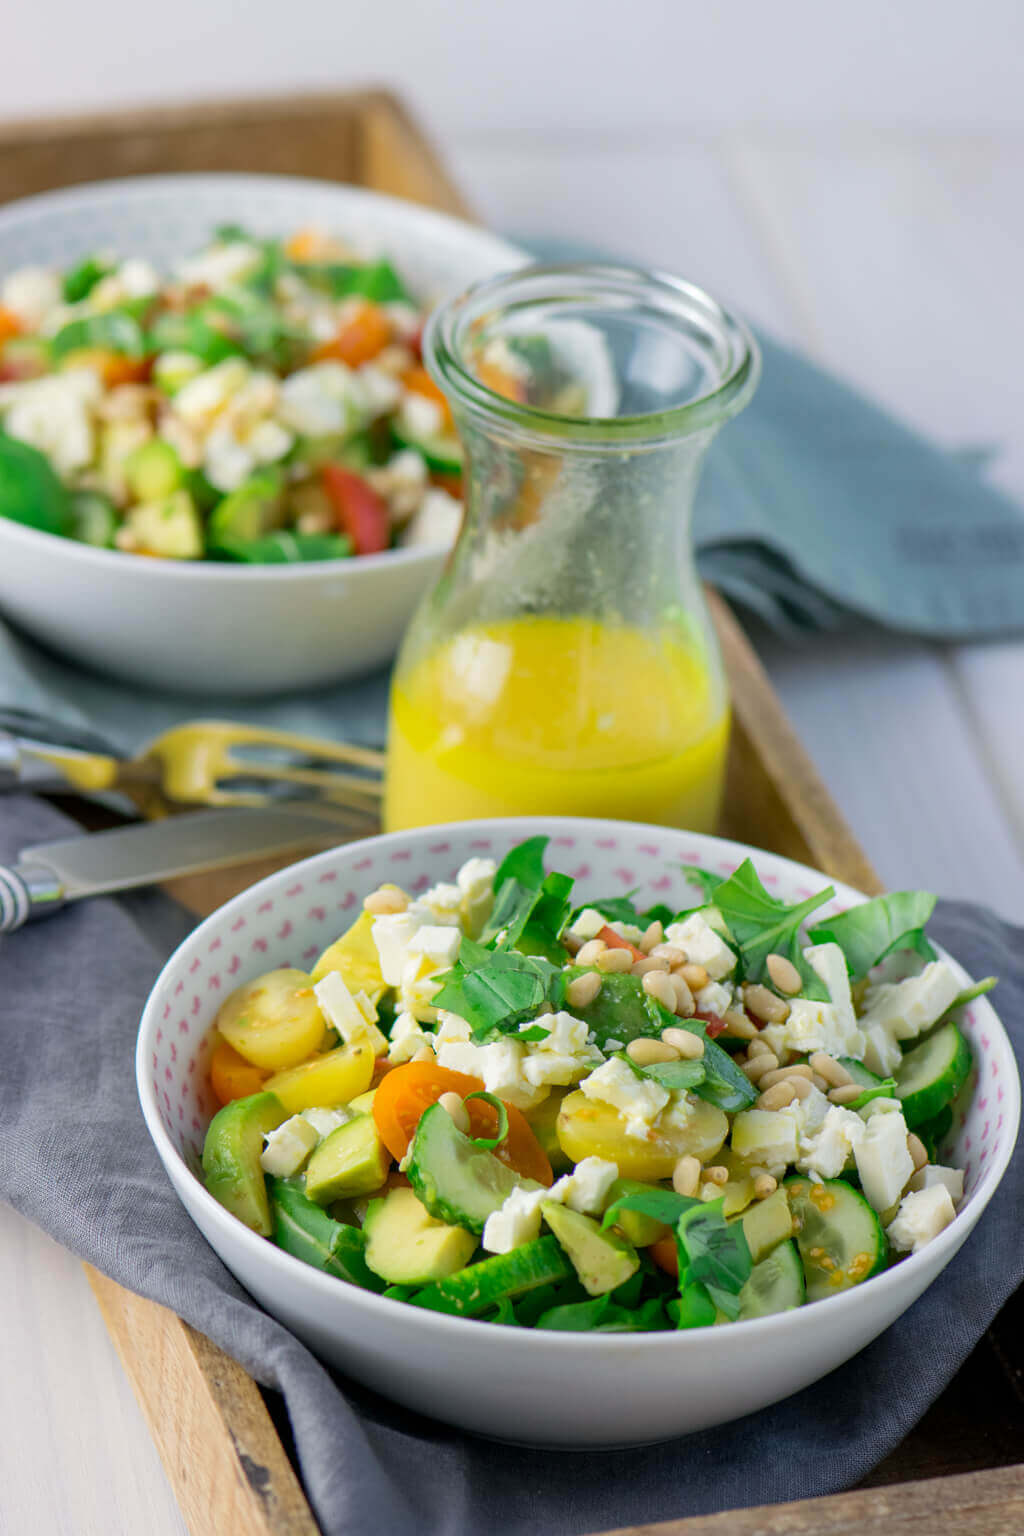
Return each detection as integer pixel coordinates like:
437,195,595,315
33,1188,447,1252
0,807,345,934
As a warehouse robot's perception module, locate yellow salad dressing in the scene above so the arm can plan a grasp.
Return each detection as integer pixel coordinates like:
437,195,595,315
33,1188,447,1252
384,615,729,831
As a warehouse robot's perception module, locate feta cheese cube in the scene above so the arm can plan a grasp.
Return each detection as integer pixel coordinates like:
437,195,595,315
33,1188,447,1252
387,1010,434,1064
203,424,255,492
694,980,733,1018
523,1010,591,1057
435,1037,544,1109
314,971,387,1054
433,1012,472,1046
371,912,422,985
762,997,866,1063
1,265,62,328
861,1021,904,1077
481,1186,548,1254
860,962,961,1043
522,1050,594,1089
411,883,463,924
0,371,100,477
796,1105,864,1179
260,1115,318,1176
562,1157,619,1215
278,361,364,437
407,924,461,967
302,1106,353,1141
456,856,496,935
580,1056,669,1136
854,1106,914,1212
886,1184,956,1253
173,358,250,429
665,913,737,980
908,1165,965,1203
398,390,444,442
401,488,462,549
565,907,607,943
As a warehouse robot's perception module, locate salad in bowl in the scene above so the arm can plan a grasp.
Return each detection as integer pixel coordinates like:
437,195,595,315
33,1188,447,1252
198,834,991,1334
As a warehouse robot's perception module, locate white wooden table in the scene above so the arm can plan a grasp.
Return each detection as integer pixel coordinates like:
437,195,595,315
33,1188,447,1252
2,125,1022,1535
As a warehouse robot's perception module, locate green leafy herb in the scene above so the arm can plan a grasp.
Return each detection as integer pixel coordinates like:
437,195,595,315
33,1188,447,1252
625,1053,707,1094
516,1025,551,1043
492,836,549,894
486,1296,520,1326
535,1294,666,1332
464,1091,509,1151
676,1198,752,1320
696,1032,759,1113
681,865,726,903
570,893,642,927
711,858,833,994
431,937,562,1039
602,1186,698,1233
916,1103,954,1162
668,1283,717,1330
806,891,937,979
51,310,145,361
147,308,243,365
62,254,112,304
848,1078,897,1111
952,976,998,1006
296,257,411,303
641,903,675,928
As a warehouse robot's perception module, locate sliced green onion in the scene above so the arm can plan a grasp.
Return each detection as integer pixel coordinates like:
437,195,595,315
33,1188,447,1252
464,1090,509,1150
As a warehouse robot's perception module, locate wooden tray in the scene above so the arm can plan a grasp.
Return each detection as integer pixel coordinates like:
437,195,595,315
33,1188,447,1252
7,87,1019,1536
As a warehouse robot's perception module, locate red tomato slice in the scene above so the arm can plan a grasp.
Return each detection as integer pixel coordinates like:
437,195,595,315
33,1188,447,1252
649,1233,679,1276
372,1060,553,1186
597,924,646,961
321,464,390,555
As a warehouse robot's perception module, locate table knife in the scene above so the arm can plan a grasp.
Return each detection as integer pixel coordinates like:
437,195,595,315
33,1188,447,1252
0,807,343,934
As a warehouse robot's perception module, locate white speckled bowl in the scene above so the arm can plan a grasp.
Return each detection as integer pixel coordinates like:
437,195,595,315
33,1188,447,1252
0,174,525,695
137,818,1020,1445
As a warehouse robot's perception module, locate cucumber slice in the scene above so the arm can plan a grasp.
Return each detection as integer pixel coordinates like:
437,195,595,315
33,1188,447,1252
69,491,118,548
407,1100,537,1233
784,1176,887,1302
738,1239,805,1319
391,421,463,475
837,1058,886,1090
895,1021,972,1130
268,1177,384,1291
412,1236,574,1317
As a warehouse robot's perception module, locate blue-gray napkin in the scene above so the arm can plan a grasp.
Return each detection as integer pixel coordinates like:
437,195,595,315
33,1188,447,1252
1,792,1021,1536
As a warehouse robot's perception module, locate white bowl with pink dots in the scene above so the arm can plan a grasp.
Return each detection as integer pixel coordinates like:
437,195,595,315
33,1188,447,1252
137,817,1020,1446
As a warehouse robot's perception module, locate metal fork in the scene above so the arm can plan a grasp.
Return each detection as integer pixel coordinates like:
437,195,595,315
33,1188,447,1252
0,716,385,821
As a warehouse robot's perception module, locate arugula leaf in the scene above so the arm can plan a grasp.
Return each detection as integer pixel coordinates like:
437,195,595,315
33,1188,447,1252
431,938,562,1039
668,1283,718,1330
640,1010,756,1114
952,976,998,1006
535,1294,667,1333
681,865,726,903
676,1199,752,1320
630,1056,707,1093
602,1186,698,1232
641,903,675,927
806,891,937,979
558,970,653,1051
712,858,833,993
570,893,642,926
848,1078,897,1111
527,871,574,943
493,835,550,893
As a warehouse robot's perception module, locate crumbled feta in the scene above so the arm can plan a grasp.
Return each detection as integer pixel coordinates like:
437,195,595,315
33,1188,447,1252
522,1010,591,1056
565,907,607,943
401,487,462,548
433,1011,472,1046
383,301,421,341
313,970,386,1054
1,265,61,328
561,1157,619,1216
908,1165,964,1203
172,358,250,429
177,241,262,290
247,417,293,465
694,980,733,1017
0,369,101,477
854,1105,914,1212
886,1184,957,1253
387,1010,434,1064
203,423,255,492
357,364,402,416
277,361,365,437
603,1038,624,1053
302,1106,354,1141
665,913,736,980
481,1186,548,1254
860,962,961,1043
796,1105,865,1179
455,856,496,935
90,259,159,309
398,389,444,441
371,912,423,985
407,924,461,967
857,1096,904,1121
435,1037,544,1110
579,1056,669,1136
260,1115,319,1176
861,1021,904,1077
411,883,463,924
607,920,645,945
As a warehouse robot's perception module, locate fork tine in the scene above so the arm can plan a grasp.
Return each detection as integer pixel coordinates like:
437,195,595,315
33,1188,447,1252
190,721,386,773
218,759,384,801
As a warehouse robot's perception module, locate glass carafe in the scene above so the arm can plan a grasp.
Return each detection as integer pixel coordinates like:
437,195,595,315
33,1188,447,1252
384,264,759,832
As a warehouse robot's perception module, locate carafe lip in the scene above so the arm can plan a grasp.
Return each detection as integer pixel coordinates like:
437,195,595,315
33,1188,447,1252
424,262,761,450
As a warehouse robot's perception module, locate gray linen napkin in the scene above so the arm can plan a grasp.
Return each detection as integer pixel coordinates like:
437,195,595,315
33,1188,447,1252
1,792,1021,1536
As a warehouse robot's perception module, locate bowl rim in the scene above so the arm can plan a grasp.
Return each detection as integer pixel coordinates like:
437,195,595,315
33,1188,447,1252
0,170,527,580
137,814,1021,1352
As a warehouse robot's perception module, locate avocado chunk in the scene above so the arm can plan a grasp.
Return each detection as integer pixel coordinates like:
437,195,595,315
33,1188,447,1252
407,1101,539,1233
412,1236,574,1318
268,1176,385,1291
541,1202,639,1297
524,1091,573,1175
124,437,183,502
604,1177,670,1247
739,1186,794,1263
126,489,203,558
207,467,286,547
363,1186,478,1285
202,1091,287,1235
304,1114,389,1204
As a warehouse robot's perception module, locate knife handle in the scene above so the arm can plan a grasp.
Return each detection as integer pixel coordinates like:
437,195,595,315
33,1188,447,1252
0,863,65,933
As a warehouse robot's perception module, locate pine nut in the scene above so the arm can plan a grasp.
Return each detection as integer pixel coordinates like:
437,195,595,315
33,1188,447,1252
640,920,665,953
576,939,607,966
437,1092,469,1133
766,953,803,995
566,971,603,1010
743,984,791,1024
651,943,688,966
411,1045,436,1064
758,1080,800,1110
678,962,710,991
672,1155,702,1198
828,1083,862,1105
668,973,694,1016
642,969,678,1011
747,1037,774,1058
705,1164,729,1186
789,1076,814,1099
626,1035,680,1066
811,1073,830,1093
721,1008,757,1040
596,947,633,973
742,1052,780,1082
632,955,672,976
363,886,408,915
907,1133,928,1171
562,932,583,955
757,1064,814,1090
753,1173,778,1199
809,1052,853,1088
661,1026,705,1059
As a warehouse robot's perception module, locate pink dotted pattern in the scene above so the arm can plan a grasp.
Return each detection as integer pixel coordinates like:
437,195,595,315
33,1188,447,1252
140,824,1017,1204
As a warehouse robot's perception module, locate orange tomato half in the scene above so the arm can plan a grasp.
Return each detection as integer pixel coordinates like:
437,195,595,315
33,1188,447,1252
400,364,454,430
209,1037,269,1105
314,301,391,368
649,1234,679,1277
372,1060,553,1186
0,306,21,346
